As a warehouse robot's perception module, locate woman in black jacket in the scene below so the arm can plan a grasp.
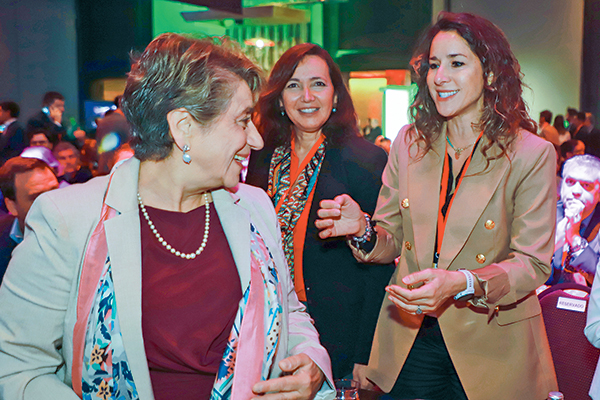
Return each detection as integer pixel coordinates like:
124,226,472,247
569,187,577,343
246,43,394,380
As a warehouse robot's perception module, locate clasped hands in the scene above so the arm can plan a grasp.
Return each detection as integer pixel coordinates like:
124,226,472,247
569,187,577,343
556,198,585,251
315,195,470,315
251,353,325,399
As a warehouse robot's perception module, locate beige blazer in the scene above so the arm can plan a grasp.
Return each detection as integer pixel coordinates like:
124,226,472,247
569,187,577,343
355,125,558,400
0,157,334,400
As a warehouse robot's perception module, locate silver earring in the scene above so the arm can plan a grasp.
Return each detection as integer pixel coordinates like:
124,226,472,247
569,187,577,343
182,145,192,164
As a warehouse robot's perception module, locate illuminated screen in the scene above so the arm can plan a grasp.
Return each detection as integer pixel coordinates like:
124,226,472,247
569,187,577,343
383,87,411,143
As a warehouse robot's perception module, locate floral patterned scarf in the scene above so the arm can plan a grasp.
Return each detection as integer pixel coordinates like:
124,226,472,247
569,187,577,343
267,138,326,279
72,173,282,399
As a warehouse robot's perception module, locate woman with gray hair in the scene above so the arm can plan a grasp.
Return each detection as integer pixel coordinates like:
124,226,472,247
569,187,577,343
0,33,333,400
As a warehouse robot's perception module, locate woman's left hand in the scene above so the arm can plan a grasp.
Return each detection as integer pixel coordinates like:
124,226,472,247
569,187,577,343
252,353,325,399
385,269,465,314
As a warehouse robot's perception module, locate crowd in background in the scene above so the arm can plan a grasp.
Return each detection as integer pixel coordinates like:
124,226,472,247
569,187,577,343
0,12,599,398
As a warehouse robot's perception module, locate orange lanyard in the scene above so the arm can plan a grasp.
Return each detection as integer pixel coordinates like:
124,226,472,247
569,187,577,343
274,134,325,213
434,132,483,267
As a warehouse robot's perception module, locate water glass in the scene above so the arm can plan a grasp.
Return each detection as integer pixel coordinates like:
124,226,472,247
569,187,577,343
334,379,359,399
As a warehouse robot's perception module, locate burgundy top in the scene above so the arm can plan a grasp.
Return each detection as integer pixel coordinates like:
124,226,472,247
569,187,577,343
140,202,242,400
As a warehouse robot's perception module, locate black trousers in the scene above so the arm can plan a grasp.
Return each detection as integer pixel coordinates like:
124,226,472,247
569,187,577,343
384,316,468,400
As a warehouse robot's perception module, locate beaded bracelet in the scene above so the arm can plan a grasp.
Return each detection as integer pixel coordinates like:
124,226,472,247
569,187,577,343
351,213,374,246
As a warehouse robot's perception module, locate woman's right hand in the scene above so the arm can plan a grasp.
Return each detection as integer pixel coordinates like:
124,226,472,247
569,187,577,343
315,194,365,239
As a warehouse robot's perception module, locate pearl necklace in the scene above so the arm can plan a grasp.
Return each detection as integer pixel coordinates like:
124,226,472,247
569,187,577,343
137,192,210,259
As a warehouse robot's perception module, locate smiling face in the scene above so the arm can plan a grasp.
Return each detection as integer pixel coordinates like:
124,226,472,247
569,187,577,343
427,30,485,123
281,55,337,137
187,79,263,189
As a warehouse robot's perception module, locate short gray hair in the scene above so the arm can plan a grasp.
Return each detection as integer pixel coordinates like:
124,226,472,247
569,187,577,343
563,154,600,182
122,33,264,161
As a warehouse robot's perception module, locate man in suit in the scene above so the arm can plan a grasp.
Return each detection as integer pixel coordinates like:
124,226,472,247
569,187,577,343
539,109,560,146
0,101,25,164
548,154,600,285
25,91,66,146
0,155,59,282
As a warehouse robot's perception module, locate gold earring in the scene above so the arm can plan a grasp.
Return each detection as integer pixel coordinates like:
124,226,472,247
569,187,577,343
487,72,495,86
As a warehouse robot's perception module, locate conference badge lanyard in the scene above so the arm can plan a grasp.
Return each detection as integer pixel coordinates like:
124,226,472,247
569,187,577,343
433,131,484,269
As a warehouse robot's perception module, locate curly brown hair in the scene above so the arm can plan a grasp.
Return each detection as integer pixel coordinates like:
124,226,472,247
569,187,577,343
409,12,536,163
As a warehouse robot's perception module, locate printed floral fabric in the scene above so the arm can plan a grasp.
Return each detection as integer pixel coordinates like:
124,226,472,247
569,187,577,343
81,224,282,400
267,140,326,279
210,223,283,399
82,257,138,400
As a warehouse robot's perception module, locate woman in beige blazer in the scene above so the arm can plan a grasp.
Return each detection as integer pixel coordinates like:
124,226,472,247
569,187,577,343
0,33,333,400
317,12,558,400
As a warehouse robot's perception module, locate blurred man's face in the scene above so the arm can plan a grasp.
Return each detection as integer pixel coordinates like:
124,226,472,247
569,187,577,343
561,165,600,218
57,149,78,174
0,108,10,125
30,133,52,149
5,167,59,230
49,99,65,122
566,141,585,160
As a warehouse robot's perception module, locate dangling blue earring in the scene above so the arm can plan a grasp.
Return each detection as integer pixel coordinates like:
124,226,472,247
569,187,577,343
332,107,337,113
182,144,192,164
281,109,285,116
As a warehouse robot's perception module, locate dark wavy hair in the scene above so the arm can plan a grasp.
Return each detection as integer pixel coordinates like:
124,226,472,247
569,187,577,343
255,43,359,148
122,33,263,161
409,12,536,163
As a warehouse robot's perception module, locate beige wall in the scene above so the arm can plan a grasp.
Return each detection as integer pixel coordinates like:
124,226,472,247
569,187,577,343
449,0,583,121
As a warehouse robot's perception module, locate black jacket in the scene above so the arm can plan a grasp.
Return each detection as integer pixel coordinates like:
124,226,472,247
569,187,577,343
247,135,394,378
25,111,66,146
0,121,25,164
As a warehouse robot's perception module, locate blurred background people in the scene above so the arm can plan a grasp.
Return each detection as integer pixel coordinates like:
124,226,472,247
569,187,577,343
0,101,26,165
27,128,53,150
554,114,571,145
25,91,66,146
567,107,579,135
52,141,93,184
0,155,59,282
247,43,393,380
547,155,600,286
363,117,383,143
540,109,560,146
375,136,391,154
316,12,557,399
95,96,132,176
0,33,333,400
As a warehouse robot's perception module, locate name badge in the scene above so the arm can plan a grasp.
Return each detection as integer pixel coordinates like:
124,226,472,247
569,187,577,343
556,296,587,313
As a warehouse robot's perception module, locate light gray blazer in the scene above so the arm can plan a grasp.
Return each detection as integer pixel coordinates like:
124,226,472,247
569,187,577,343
586,259,600,399
0,157,334,399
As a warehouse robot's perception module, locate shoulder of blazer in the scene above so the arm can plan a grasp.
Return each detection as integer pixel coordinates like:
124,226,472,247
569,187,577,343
502,129,555,173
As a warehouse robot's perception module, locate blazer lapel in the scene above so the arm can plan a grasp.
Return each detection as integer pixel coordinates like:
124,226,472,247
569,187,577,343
213,188,251,293
408,132,446,270
437,139,509,270
102,158,156,400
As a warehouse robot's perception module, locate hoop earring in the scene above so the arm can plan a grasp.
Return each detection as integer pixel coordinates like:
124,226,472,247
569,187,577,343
182,144,192,164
